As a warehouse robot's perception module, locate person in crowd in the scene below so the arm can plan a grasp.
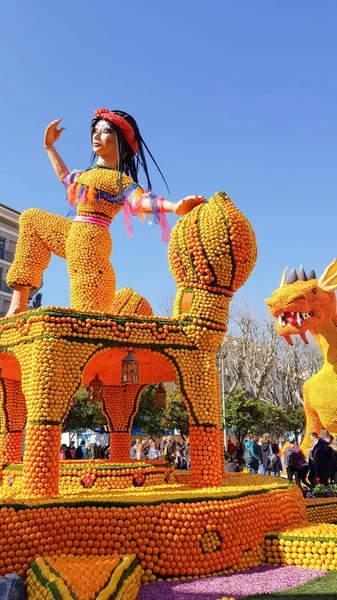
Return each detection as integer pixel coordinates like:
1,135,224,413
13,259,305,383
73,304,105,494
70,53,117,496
166,437,178,464
270,440,282,477
235,443,243,466
130,440,137,459
286,435,311,490
136,440,145,460
259,433,281,475
68,441,75,459
258,436,263,446
259,433,272,475
182,440,190,469
243,434,260,474
75,440,87,459
280,438,292,470
159,437,167,457
179,441,189,469
310,432,333,485
142,440,150,458
87,442,101,459
307,433,317,487
227,438,236,455
225,457,242,473
326,434,337,483
60,444,71,460
147,441,159,460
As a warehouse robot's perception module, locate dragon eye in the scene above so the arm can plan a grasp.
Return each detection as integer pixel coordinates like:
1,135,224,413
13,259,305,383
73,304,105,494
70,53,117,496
312,289,317,294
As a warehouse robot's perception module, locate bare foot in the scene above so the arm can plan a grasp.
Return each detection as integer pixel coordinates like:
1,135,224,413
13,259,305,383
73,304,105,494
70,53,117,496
5,303,29,317
4,287,30,317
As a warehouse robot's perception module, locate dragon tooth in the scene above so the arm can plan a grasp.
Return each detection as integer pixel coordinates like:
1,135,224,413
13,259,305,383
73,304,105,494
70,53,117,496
285,335,293,346
296,312,302,326
300,332,308,344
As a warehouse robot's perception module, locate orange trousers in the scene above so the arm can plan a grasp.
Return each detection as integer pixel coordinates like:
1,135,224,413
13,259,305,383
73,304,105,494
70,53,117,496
7,209,116,312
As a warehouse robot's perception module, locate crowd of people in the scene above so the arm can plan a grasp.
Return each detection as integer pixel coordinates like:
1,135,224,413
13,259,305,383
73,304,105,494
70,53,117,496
60,436,190,469
230,431,337,490
60,431,337,488
60,440,109,460
130,436,190,469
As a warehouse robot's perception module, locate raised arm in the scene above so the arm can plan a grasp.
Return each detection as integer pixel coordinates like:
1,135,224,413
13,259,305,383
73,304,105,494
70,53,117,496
44,119,69,183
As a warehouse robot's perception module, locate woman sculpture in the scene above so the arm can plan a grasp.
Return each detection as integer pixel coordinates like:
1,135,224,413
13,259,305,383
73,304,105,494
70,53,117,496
6,109,205,316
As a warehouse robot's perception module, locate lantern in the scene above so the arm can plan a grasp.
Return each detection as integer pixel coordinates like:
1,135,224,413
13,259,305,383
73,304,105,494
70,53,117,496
88,374,104,402
154,383,167,409
121,351,139,384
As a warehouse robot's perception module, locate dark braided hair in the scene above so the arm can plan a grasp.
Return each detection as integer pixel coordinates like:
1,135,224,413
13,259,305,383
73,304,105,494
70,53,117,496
90,110,168,193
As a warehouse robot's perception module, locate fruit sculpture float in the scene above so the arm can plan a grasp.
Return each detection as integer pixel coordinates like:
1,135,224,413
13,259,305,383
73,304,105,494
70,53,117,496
0,190,257,498
0,113,333,598
266,260,337,451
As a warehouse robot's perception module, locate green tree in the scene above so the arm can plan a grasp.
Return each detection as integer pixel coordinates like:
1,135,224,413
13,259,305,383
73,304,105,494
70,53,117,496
29,292,43,309
224,390,265,443
63,387,108,433
132,385,164,438
225,389,305,443
259,404,291,438
284,406,305,440
161,390,189,438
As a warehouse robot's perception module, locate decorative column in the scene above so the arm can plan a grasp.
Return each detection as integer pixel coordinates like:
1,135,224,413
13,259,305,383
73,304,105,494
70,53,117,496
13,339,96,498
167,348,223,487
101,385,143,462
0,378,27,466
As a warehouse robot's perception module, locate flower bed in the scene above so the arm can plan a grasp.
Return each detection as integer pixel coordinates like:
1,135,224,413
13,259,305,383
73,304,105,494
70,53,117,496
264,522,337,570
26,553,142,600
2,460,175,497
0,476,305,583
136,565,327,600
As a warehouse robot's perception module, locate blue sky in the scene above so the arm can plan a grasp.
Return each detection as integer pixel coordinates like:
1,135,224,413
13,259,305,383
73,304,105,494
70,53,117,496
0,1,336,315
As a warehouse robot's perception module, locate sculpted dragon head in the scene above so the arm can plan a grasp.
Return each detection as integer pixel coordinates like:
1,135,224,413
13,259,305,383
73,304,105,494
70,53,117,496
265,259,337,345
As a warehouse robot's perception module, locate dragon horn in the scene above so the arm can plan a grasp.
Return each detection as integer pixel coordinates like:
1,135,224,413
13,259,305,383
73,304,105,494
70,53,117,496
308,269,316,279
298,265,308,281
287,268,298,284
280,267,288,287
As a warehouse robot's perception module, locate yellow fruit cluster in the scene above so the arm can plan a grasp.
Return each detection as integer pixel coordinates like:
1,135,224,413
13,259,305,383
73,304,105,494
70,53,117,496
237,544,265,570
26,553,142,600
307,499,337,523
110,287,153,317
3,461,175,497
168,192,257,328
265,523,337,570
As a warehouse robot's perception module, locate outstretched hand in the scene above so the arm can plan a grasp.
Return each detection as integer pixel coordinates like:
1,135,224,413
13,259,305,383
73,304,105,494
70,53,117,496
44,119,65,148
173,195,206,216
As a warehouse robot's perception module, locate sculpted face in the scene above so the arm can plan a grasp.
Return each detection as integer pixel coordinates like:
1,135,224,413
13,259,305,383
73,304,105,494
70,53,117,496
265,264,337,345
92,119,118,165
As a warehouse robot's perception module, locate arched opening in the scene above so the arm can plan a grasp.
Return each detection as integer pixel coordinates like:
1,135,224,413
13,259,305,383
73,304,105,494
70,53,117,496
80,348,176,461
0,352,26,466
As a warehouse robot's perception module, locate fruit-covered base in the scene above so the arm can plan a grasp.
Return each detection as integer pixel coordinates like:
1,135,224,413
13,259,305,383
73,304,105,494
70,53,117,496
0,474,306,585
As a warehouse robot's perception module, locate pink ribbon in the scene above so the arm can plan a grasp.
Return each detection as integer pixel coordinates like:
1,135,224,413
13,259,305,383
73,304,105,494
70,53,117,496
74,215,110,228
